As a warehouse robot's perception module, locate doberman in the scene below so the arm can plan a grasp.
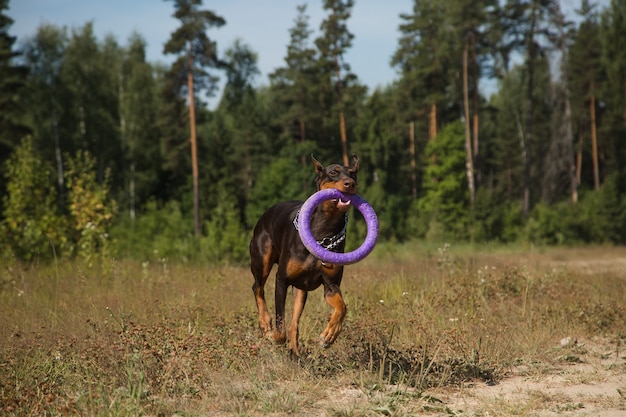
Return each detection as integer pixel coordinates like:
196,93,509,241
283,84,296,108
249,154,359,356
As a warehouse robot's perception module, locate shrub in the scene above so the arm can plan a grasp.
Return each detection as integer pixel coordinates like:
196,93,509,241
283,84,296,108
65,151,117,264
110,200,196,262
1,137,67,260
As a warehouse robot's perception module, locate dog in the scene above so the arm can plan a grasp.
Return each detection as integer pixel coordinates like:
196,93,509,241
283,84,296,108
249,154,359,355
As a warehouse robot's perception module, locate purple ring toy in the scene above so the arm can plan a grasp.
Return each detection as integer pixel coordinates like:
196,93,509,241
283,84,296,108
298,188,378,265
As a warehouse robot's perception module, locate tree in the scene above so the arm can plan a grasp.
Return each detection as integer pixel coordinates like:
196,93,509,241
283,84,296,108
212,39,264,223
570,0,603,190
22,24,68,207
542,3,577,204
60,23,120,184
598,0,626,175
415,121,471,240
392,1,452,207
118,33,162,220
1,137,65,260
0,0,30,205
448,0,498,203
164,0,226,235
315,0,356,165
501,0,559,216
270,4,319,166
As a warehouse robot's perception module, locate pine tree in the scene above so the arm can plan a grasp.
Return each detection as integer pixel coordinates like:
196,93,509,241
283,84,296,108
315,0,356,164
392,0,450,142
0,0,30,205
164,0,226,235
599,0,626,174
270,4,318,165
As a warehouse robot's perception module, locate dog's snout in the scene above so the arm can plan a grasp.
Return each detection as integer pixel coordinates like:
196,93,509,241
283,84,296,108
343,179,355,189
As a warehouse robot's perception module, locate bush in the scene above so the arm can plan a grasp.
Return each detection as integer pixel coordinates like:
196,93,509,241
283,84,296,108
523,172,626,245
65,151,117,264
1,137,67,260
110,200,196,262
201,188,250,264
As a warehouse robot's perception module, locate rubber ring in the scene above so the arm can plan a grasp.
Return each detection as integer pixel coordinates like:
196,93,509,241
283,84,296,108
297,188,378,265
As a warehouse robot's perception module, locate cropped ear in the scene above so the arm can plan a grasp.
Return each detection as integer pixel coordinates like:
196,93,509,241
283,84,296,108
311,154,324,175
350,153,360,173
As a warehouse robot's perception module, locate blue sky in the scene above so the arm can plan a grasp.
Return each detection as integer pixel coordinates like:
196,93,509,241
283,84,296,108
7,0,605,107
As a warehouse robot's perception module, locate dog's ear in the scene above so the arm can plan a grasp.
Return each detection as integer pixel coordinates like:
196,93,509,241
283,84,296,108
350,153,360,173
311,154,324,175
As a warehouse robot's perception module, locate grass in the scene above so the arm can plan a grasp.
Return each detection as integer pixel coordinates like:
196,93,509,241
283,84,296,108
1,243,625,416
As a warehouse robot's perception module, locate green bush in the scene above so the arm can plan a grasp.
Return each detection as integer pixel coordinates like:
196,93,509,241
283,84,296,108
65,151,117,264
201,188,250,264
110,200,196,262
245,156,310,227
523,172,626,245
1,137,67,260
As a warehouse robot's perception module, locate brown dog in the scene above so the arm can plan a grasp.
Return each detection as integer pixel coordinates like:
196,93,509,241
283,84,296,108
249,154,359,355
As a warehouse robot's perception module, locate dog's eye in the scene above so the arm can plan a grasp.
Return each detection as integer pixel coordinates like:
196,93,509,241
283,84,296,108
328,170,338,177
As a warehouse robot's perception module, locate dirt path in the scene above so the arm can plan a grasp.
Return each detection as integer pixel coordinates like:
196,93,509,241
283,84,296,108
438,337,626,416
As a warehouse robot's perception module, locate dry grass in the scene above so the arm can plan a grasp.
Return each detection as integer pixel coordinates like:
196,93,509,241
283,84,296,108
1,244,625,416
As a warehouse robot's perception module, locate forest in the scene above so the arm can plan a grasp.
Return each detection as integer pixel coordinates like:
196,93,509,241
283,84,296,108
1,0,625,265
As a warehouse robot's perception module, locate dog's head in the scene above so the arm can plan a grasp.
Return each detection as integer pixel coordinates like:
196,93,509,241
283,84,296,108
312,154,359,212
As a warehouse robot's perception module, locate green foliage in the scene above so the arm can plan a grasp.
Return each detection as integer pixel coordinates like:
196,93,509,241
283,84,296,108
65,151,117,263
472,188,523,243
411,121,470,240
1,137,66,260
201,188,249,264
245,156,310,227
110,200,195,261
111,193,249,264
523,172,626,245
0,0,30,199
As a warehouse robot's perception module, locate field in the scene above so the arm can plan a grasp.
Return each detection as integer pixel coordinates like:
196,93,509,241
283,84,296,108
1,243,625,416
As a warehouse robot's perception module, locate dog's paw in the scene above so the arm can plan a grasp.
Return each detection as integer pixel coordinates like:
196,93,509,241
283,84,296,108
319,332,337,349
273,330,287,344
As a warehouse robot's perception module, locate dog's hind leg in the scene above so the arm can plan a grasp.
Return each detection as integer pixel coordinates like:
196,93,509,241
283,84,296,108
288,288,308,356
250,237,275,337
273,278,288,344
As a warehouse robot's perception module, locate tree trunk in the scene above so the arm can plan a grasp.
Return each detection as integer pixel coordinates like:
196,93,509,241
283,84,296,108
339,110,348,166
521,1,539,217
409,121,417,199
335,58,349,166
51,97,64,209
471,32,480,188
188,51,200,235
429,102,437,140
130,162,136,220
590,79,600,190
299,116,307,168
463,39,475,205
576,132,583,186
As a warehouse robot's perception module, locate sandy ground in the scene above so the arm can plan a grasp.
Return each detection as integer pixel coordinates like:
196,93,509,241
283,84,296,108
437,253,626,416
439,336,626,416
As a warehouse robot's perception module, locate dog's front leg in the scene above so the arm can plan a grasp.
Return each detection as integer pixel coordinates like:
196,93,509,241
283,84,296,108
319,288,347,348
288,288,308,356
273,278,288,344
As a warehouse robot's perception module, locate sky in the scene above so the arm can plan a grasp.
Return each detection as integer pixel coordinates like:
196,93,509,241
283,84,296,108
7,0,606,107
